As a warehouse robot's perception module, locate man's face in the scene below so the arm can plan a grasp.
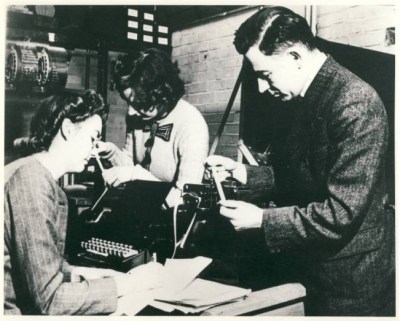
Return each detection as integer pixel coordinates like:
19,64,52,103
245,46,304,101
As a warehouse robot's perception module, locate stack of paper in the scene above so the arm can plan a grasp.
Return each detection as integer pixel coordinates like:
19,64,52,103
153,278,251,314
160,256,213,295
115,256,251,315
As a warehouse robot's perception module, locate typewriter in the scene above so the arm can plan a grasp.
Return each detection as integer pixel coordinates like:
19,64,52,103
66,176,264,284
66,181,172,271
73,237,150,272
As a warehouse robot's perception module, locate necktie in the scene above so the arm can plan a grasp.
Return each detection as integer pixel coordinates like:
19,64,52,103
143,123,174,142
141,122,173,169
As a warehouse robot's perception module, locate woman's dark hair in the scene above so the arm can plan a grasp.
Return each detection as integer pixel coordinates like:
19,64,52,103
15,89,107,155
234,6,317,55
110,51,142,93
111,48,185,118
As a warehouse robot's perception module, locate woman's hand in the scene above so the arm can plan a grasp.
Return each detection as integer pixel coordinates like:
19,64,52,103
71,266,125,282
102,165,160,187
102,166,133,187
95,141,118,158
129,164,160,182
205,155,247,184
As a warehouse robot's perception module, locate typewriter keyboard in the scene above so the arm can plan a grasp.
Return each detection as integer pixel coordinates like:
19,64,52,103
81,237,139,258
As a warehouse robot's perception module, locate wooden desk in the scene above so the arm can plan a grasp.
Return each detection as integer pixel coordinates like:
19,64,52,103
65,185,307,316
201,283,306,316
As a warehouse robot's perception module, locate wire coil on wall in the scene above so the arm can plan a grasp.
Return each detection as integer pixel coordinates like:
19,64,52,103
5,41,70,92
37,46,69,89
6,43,38,86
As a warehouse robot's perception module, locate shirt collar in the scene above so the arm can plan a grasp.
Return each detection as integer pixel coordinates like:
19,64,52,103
299,53,328,97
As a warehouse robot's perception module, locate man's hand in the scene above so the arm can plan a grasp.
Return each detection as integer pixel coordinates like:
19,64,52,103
219,200,264,231
205,155,247,184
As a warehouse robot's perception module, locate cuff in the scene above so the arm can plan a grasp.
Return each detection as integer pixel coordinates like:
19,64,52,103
245,164,275,193
62,262,75,282
84,277,118,314
233,163,247,184
262,207,292,255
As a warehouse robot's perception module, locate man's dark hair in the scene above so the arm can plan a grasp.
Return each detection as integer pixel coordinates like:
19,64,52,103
234,6,317,55
111,48,185,118
16,90,107,154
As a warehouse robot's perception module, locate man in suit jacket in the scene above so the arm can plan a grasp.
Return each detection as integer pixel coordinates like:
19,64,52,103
206,6,395,316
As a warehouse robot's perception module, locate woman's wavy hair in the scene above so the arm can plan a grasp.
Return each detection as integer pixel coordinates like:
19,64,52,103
234,6,317,55
15,89,107,155
111,48,185,118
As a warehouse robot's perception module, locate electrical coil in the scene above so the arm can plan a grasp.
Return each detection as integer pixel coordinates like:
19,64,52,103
37,46,69,89
6,43,39,87
5,42,69,91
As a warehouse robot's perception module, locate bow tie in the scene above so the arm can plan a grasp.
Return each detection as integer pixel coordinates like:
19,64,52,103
143,123,173,142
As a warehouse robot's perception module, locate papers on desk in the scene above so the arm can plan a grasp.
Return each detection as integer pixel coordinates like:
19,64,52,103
160,256,212,295
150,297,245,314
153,278,251,314
115,256,251,315
113,289,155,316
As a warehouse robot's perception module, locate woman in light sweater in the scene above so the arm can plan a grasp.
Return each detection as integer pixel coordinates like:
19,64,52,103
97,48,209,208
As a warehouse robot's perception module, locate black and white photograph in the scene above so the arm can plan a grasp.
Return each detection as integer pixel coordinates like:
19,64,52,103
1,1,397,317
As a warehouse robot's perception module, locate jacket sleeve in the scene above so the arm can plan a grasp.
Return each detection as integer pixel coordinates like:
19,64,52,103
7,169,118,315
245,164,276,201
261,89,388,254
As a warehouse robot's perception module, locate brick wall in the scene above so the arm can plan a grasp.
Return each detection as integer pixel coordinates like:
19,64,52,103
316,5,395,54
171,9,255,158
171,6,305,159
170,5,395,159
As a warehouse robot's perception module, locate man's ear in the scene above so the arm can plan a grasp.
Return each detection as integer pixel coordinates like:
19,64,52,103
60,118,75,141
289,51,301,60
288,50,302,68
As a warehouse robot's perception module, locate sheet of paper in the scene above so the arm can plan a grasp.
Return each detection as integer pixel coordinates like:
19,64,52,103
150,299,211,314
113,256,213,315
112,289,156,316
157,278,251,308
151,297,245,314
158,256,212,297
149,300,177,313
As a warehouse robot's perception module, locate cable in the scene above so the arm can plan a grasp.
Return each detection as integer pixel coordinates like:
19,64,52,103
171,197,198,259
171,201,180,259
